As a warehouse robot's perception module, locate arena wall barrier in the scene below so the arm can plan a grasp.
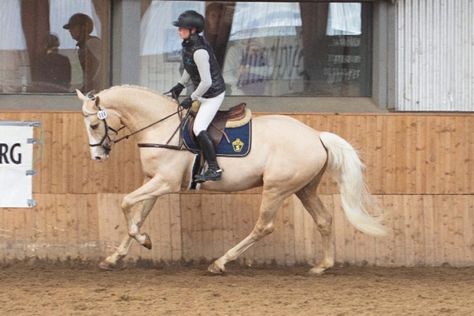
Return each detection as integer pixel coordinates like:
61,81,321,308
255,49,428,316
0,111,473,266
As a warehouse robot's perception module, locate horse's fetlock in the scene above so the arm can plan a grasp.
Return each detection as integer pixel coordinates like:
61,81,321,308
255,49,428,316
121,199,131,210
255,223,274,236
317,224,331,235
264,224,275,235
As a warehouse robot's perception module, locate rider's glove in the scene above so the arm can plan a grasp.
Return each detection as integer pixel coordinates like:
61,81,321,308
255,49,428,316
180,97,193,109
168,83,185,99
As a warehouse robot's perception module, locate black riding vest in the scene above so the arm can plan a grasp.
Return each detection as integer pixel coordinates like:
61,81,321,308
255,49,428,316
181,34,225,98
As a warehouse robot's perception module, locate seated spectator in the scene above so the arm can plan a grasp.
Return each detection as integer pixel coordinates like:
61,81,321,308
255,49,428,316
33,33,71,92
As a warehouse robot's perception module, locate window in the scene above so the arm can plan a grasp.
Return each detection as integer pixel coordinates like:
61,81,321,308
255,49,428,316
140,1,372,97
0,0,110,94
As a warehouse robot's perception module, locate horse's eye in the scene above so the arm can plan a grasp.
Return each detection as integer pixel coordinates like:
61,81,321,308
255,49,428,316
90,123,99,130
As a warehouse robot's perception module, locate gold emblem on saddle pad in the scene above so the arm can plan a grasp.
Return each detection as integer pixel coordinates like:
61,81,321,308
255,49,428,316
232,138,244,152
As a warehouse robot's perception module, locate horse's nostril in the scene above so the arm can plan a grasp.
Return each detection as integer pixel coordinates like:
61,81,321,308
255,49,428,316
95,156,102,161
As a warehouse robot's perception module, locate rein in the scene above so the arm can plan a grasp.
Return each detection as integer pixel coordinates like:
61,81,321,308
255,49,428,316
85,94,189,151
113,108,184,144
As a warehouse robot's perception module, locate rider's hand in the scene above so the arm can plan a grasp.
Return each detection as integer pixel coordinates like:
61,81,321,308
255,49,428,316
168,83,184,99
180,97,193,109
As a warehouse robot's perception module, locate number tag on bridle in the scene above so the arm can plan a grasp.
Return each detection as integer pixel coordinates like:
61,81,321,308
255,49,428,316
97,110,108,120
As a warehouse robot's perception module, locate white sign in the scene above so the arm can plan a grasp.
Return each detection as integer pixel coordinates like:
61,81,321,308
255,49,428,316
0,122,38,208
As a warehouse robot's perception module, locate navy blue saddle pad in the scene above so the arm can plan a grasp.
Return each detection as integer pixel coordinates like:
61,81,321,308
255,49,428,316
182,119,252,157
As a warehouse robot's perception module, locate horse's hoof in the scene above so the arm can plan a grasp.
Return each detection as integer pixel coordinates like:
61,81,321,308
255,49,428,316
142,233,152,250
98,260,115,271
308,265,333,275
308,267,325,275
208,261,225,274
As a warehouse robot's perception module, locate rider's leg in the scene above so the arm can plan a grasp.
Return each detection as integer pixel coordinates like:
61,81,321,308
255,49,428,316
195,130,222,181
193,92,225,182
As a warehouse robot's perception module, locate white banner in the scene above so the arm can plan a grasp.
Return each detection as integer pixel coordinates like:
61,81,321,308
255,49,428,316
0,122,37,208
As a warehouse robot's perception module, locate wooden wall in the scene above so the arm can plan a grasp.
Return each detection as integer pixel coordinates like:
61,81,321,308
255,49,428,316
0,111,473,266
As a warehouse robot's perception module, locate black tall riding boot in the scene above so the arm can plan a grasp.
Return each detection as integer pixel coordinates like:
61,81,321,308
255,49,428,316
194,131,222,182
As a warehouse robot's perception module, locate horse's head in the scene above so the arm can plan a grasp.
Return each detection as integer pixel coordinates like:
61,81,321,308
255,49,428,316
76,89,122,161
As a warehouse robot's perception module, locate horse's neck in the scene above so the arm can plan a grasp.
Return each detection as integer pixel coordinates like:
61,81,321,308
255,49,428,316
103,88,179,133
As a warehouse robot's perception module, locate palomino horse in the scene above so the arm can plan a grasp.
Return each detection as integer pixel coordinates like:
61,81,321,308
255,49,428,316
77,85,387,275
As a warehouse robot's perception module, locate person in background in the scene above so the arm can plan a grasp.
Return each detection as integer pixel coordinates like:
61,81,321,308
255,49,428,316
167,10,226,182
63,13,101,92
34,33,71,92
204,3,225,68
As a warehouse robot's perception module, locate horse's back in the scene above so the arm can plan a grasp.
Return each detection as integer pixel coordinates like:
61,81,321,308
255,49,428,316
253,114,323,144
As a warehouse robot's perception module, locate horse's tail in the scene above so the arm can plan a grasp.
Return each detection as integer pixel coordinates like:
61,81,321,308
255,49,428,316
319,132,388,237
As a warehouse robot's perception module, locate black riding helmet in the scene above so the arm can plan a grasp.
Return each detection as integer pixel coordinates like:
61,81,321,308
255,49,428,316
173,10,205,33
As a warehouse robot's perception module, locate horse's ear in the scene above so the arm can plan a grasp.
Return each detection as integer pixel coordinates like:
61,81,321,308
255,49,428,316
76,89,86,101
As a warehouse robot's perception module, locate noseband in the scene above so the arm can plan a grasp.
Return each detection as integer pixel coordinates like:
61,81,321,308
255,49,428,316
83,97,125,150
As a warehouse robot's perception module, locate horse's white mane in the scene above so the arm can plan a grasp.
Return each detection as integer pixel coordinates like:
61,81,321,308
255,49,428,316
99,85,177,104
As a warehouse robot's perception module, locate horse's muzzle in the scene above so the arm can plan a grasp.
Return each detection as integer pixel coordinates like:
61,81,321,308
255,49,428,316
103,143,112,155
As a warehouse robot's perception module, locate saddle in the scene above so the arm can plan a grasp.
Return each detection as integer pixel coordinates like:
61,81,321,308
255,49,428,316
187,103,252,146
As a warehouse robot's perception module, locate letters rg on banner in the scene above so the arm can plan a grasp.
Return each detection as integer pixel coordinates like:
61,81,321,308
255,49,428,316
0,124,34,208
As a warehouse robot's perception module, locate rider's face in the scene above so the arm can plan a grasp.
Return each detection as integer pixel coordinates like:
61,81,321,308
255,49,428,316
178,27,196,40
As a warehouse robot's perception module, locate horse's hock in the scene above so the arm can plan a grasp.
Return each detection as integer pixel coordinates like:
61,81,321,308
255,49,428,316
1,111,473,267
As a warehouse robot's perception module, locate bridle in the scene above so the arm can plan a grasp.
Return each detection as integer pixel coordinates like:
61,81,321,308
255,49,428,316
83,94,189,152
83,97,125,151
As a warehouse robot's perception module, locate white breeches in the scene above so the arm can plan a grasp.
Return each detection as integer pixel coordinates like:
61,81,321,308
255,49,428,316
193,92,225,136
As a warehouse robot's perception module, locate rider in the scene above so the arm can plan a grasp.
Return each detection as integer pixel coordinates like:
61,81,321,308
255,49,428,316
168,10,225,182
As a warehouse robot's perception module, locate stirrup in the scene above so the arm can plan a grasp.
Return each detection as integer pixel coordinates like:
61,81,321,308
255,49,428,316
194,168,222,183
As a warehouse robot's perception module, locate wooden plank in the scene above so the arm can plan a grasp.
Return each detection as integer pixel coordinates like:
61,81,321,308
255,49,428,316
447,195,466,266
160,195,173,261
284,196,296,266
302,204,315,264
82,194,99,259
35,113,52,194
292,196,306,264
464,196,474,264
341,195,357,265
32,195,50,259
50,114,65,193
200,194,217,261
405,116,417,192
376,195,396,266
169,194,182,261
373,195,390,266
402,195,424,266
332,194,345,264
220,194,235,261
422,195,435,265
415,116,427,193
179,194,193,262
318,195,333,264
180,193,201,262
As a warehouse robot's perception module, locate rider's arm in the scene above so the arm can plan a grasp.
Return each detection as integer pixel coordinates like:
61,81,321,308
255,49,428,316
178,70,190,86
191,49,212,101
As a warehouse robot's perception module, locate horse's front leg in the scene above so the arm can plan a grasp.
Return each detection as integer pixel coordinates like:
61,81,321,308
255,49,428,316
99,197,157,270
99,176,175,269
126,197,156,249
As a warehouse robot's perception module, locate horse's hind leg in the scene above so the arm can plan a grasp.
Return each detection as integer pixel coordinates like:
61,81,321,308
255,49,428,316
208,190,285,274
296,175,334,275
